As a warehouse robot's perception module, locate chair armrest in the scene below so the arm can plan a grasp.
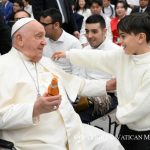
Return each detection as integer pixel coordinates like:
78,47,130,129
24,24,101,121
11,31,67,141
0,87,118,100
0,139,14,149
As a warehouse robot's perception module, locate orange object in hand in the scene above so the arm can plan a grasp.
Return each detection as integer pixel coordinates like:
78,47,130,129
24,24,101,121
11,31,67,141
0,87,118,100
48,78,59,96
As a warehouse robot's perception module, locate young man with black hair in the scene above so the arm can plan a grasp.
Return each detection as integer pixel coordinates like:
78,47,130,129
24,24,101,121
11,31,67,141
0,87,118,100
78,14,120,123
80,0,112,47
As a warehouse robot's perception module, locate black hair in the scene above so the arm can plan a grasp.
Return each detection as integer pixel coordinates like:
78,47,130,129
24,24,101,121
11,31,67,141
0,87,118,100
115,0,128,17
115,0,128,10
40,8,62,27
86,14,106,28
89,0,103,7
14,0,24,8
117,13,150,43
74,0,89,12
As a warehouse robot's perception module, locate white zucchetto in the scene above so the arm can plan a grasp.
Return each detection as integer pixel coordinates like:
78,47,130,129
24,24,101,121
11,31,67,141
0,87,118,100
11,18,35,37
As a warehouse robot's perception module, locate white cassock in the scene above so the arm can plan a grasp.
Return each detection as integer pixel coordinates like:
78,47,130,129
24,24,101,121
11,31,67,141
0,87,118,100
0,48,124,150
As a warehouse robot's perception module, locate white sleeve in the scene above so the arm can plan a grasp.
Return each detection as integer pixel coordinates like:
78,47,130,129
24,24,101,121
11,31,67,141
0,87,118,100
0,76,38,130
78,78,107,97
67,49,122,75
117,72,150,124
60,68,107,102
0,103,37,130
72,65,83,76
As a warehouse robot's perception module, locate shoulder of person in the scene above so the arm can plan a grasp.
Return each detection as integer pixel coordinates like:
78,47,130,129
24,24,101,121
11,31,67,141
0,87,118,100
64,30,80,41
103,15,111,22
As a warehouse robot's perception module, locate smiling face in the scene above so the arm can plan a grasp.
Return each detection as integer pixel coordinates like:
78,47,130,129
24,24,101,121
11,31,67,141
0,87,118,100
85,23,106,48
14,21,47,62
117,13,150,55
119,30,147,55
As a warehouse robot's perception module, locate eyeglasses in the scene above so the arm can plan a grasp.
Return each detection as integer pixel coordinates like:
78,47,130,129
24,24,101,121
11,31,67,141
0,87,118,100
40,22,54,27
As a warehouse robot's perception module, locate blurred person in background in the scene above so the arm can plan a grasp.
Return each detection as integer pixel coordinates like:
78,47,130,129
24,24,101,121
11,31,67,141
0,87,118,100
31,0,80,38
74,0,91,19
126,0,139,8
131,0,150,15
14,9,31,21
22,0,33,17
71,0,84,32
7,0,24,27
0,8,11,54
12,0,24,14
110,0,128,46
102,0,115,18
1,0,13,23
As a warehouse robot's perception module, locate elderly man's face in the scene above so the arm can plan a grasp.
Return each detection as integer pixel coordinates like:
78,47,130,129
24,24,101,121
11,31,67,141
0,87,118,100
18,21,46,62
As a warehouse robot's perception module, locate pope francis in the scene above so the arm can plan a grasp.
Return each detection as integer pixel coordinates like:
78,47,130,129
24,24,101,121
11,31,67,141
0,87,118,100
0,18,124,150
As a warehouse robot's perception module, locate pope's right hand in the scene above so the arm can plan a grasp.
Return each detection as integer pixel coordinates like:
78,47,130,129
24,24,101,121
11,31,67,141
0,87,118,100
51,51,66,60
33,92,62,117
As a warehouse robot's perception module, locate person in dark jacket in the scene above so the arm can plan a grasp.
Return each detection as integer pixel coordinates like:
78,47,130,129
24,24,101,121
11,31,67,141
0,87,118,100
0,9,11,55
71,0,84,32
131,0,150,15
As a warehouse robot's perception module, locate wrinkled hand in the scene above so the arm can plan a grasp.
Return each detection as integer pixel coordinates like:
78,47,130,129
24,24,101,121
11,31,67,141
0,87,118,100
33,92,62,117
106,78,116,92
51,51,66,60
